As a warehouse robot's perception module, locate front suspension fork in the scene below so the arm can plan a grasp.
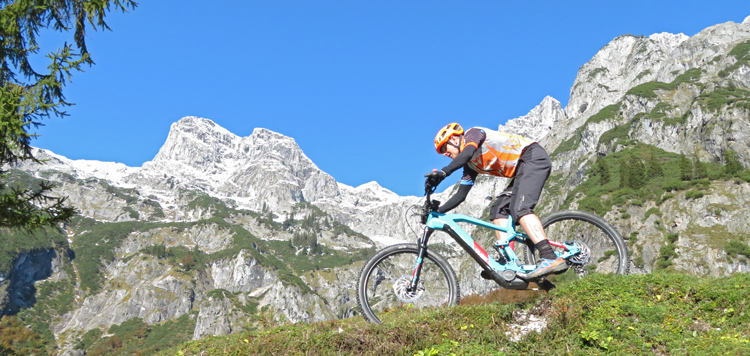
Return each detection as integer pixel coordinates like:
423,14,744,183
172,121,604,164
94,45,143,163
409,227,434,291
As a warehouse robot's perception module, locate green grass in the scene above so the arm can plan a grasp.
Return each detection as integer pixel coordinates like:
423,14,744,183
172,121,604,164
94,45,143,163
697,85,750,112
626,68,703,98
598,120,634,146
550,127,583,158
719,40,750,77
585,103,620,124
725,239,750,259
154,273,750,356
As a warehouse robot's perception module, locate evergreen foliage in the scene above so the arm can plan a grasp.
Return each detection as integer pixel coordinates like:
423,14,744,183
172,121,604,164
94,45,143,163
725,239,750,259
693,158,708,180
0,0,136,230
646,152,663,179
724,149,743,176
618,155,645,190
679,154,693,181
719,39,750,77
561,144,735,217
592,158,610,185
626,68,703,98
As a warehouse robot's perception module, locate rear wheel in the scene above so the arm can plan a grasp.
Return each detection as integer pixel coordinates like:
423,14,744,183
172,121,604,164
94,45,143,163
526,210,629,283
356,244,459,323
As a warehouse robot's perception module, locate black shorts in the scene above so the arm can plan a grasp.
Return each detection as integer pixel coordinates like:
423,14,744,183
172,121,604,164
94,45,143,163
489,143,551,222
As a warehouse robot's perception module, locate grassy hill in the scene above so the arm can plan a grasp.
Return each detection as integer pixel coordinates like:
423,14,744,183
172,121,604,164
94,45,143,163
144,272,750,356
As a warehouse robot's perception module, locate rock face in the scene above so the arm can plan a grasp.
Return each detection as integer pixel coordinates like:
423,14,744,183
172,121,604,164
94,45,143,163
3,14,750,355
140,117,340,212
1,249,66,314
499,96,567,142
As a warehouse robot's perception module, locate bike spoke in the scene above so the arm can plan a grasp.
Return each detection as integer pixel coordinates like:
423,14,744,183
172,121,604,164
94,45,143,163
357,244,459,323
541,211,629,284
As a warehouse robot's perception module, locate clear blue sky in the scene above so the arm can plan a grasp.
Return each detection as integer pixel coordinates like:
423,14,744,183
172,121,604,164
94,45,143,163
31,1,750,196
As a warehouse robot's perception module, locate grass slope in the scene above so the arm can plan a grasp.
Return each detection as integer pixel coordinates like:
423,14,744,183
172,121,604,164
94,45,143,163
156,272,749,356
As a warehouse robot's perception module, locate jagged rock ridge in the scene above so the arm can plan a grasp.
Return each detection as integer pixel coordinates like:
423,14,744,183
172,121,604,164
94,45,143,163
2,15,750,355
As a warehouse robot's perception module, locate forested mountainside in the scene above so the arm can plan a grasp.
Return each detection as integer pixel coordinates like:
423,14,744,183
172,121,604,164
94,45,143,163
1,15,749,356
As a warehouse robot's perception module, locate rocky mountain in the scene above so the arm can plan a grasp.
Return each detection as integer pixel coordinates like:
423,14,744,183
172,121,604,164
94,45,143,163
2,15,750,356
535,15,750,278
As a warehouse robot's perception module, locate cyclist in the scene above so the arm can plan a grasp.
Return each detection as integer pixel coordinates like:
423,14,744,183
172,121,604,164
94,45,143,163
425,122,566,280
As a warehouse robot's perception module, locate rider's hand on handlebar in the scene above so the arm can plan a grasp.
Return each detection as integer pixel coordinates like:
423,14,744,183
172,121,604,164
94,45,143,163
424,169,446,190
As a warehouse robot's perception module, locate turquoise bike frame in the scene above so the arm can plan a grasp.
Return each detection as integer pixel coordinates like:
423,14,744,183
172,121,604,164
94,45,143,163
412,210,582,290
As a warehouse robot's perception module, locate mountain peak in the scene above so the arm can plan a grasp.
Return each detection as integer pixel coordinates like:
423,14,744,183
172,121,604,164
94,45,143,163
499,95,565,141
648,32,689,47
249,127,299,147
152,117,240,164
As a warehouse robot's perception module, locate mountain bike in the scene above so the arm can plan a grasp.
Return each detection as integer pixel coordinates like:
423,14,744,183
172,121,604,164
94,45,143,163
356,187,629,323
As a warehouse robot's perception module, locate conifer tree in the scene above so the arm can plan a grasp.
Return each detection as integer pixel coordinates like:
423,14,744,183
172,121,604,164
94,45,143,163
618,156,629,189
627,155,646,189
693,158,707,179
594,158,610,185
646,152,663,179
679,154,693,181
724,149,743,176
0,1,136,230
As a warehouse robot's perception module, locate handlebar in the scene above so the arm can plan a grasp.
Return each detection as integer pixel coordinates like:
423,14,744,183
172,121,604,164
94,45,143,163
420,188,440,224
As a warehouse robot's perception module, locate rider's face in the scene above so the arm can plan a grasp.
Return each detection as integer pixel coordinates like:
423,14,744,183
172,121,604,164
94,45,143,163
443,137,460,158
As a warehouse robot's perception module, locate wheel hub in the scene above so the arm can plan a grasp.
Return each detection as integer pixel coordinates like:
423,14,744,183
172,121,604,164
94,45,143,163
568,240,591,264
393,275,424,303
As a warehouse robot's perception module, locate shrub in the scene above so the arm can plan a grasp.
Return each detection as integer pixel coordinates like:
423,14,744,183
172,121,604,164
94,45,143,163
599,124,631,146
586,103,621,124
724,149,743,176
685,190,705,200
644,207,661,220
725,239,750,258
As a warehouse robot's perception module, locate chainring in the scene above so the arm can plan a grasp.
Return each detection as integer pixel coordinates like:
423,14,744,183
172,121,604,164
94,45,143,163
393,275,425,303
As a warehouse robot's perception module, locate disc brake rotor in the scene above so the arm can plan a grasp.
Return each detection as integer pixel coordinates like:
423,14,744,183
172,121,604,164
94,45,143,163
568,240,591,264
393,275,425,303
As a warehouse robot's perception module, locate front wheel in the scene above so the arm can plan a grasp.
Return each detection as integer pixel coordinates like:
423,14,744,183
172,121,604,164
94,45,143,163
356,243,459,323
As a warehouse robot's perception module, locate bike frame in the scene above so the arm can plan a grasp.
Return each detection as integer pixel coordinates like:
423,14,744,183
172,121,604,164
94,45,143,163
408,199,581,291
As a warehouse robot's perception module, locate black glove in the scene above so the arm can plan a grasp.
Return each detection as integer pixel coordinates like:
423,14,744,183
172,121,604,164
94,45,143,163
424,169,447,189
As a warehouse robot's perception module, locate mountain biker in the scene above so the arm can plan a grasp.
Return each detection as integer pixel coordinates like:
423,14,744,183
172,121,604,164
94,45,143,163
425,123,566,280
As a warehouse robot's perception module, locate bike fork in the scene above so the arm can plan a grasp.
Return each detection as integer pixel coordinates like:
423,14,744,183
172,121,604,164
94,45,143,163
409,227,434,291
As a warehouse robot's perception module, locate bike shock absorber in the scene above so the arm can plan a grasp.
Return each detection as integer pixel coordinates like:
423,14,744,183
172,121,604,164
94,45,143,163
493,242,509,265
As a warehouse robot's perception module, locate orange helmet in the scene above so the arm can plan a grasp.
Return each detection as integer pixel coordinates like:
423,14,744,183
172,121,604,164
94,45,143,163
434,123,464,154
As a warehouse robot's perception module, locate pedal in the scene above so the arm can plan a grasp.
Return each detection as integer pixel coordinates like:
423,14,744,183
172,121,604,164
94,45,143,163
480,270,493,280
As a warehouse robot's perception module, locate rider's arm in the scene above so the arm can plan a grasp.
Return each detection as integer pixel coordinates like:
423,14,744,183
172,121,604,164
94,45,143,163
440,145,477,175
437,183,472,213
437,167,477,213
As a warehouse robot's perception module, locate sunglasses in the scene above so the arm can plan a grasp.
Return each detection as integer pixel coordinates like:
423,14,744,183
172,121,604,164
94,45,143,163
440,141,458,154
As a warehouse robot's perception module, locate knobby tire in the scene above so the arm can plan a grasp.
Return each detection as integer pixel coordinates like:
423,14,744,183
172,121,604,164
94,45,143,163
356,243,459,323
